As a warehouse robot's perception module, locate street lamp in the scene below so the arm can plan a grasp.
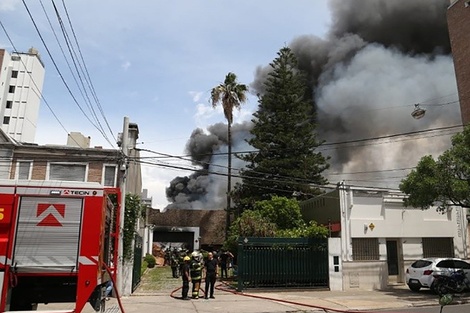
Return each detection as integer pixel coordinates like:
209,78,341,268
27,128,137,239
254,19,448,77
411,104,426,119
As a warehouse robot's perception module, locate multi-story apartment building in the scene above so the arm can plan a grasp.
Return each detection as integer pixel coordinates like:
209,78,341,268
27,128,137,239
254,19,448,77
0,48,45,143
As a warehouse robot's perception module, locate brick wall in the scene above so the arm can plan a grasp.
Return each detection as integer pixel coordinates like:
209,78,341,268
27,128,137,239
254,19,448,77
88,161,103,183
31,160,47,179
448,0,470,125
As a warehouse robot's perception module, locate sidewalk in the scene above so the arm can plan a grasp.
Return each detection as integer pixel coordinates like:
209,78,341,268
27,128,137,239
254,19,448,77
97,284,468,313
38,266,470,313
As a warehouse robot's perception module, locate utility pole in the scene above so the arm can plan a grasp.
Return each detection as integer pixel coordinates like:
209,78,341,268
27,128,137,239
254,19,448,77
117,117,129,295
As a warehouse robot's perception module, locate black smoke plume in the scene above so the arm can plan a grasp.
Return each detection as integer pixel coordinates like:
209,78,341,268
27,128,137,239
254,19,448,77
166,0,461,210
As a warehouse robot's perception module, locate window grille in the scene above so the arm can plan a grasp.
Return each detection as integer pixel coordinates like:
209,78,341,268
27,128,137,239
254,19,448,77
352,238,379,260
49,163,86,182
422,238,454,258
103,165,117,187
17,161,31,179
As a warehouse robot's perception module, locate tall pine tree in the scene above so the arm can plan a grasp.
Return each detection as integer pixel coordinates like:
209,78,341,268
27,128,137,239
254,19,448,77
233,47,329,212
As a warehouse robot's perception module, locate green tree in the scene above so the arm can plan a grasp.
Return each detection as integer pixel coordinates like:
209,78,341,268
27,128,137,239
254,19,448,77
253,196,304,230
224,209,277,253
400,125,470,212
234,47,329,212
211,72,248,238
223,197,328,252
276,220,329,238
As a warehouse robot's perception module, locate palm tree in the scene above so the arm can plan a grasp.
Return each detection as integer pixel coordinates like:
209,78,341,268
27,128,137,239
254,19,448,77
211,72,248,239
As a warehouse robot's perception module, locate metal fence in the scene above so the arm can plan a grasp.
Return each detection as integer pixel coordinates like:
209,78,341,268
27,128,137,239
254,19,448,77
237,237,329,291
132,235,143,292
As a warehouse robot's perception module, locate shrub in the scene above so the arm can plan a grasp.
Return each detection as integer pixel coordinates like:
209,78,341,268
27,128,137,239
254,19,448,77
144,253,156,268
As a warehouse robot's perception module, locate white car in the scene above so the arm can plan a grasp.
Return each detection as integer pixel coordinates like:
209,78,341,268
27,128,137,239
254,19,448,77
406,257,470,292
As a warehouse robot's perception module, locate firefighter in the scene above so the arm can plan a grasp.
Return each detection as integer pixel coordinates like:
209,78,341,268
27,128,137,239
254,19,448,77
189,251,204,299
170,249,179,278
181,256,191,300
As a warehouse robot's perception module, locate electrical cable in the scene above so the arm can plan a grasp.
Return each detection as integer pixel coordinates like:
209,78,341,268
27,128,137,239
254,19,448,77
0,19,84,147
21,0,115,147
50,0,113,146
59,0,115,140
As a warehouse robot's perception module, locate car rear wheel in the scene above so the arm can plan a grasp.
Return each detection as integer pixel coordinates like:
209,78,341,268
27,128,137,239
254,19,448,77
408,284,421,292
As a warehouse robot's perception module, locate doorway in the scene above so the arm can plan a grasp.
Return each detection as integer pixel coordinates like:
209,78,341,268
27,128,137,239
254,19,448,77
386,240,398,275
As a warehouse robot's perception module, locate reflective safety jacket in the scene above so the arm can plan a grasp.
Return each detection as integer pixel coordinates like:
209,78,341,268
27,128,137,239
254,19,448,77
190,260,203,280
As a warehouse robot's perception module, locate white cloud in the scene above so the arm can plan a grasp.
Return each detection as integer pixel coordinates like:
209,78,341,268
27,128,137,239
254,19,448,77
194,102,220,127
121,61,131,71
189,91,203,102
0,0,19,11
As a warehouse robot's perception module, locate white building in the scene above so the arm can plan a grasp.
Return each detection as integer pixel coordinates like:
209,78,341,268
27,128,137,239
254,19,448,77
0,48,45,143
301,183,468,291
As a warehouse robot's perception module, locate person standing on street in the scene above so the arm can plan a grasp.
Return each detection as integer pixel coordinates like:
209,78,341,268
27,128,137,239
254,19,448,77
219,250,234,279
204,252,218,299
181,256,191,300
170,249,179,278
190,251,204,299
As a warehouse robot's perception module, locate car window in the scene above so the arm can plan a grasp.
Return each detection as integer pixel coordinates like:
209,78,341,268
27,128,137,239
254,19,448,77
436,259,470,269
451,260,470,269
412,260,432,268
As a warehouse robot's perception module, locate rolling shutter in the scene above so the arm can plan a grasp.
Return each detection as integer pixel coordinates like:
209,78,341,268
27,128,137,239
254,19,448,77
13,196,83,272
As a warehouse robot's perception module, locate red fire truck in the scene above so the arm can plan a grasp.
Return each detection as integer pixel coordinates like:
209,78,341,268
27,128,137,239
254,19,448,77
0,180,120,312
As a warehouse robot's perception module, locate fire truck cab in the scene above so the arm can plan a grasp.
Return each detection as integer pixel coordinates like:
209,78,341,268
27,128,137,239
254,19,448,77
0,180,120,312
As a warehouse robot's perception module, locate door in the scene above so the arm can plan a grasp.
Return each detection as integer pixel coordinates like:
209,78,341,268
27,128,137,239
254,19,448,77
386,240,398,275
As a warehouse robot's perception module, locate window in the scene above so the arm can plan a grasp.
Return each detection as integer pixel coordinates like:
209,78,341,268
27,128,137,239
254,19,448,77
436,259,470,269
8,86,15,93
3,117,10,125
11,71,18,78
6,101,12,109
103,165,117,187
410,259,433,269
352,238,379,260
17,161,32,179
422,238,454,258
49,163,87,182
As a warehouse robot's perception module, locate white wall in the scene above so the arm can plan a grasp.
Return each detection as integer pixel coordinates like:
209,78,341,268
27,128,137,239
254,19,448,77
2,51,45,143
328,238,343,291
336,185,468,290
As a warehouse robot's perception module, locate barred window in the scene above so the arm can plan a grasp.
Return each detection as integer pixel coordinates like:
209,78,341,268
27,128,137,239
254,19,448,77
49,163,87,182
103,165,117,187
352,238,379,260
423,238,454,258
17,161,32,180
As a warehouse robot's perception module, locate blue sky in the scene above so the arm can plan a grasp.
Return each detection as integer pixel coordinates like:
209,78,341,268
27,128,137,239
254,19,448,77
0,0,332,208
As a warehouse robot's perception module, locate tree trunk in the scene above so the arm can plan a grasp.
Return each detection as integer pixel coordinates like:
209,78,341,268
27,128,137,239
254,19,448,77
225,122,232,240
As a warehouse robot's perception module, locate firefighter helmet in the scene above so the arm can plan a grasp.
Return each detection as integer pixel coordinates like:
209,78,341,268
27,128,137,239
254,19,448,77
191,251,202,262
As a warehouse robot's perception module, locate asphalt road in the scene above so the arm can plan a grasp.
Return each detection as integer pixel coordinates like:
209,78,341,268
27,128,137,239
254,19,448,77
383,303,470,313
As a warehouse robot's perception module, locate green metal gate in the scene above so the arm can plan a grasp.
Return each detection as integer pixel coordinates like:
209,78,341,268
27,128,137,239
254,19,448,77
132,235,143,292
237,237,329,291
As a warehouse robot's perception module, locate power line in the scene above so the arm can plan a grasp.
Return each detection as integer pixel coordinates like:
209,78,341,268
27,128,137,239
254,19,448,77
21,0,115,147
0,19,83,147
55,0,115,143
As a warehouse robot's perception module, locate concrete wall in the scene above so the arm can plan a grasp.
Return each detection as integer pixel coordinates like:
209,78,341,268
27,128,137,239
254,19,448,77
328,238,343,291
342,261,388,291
